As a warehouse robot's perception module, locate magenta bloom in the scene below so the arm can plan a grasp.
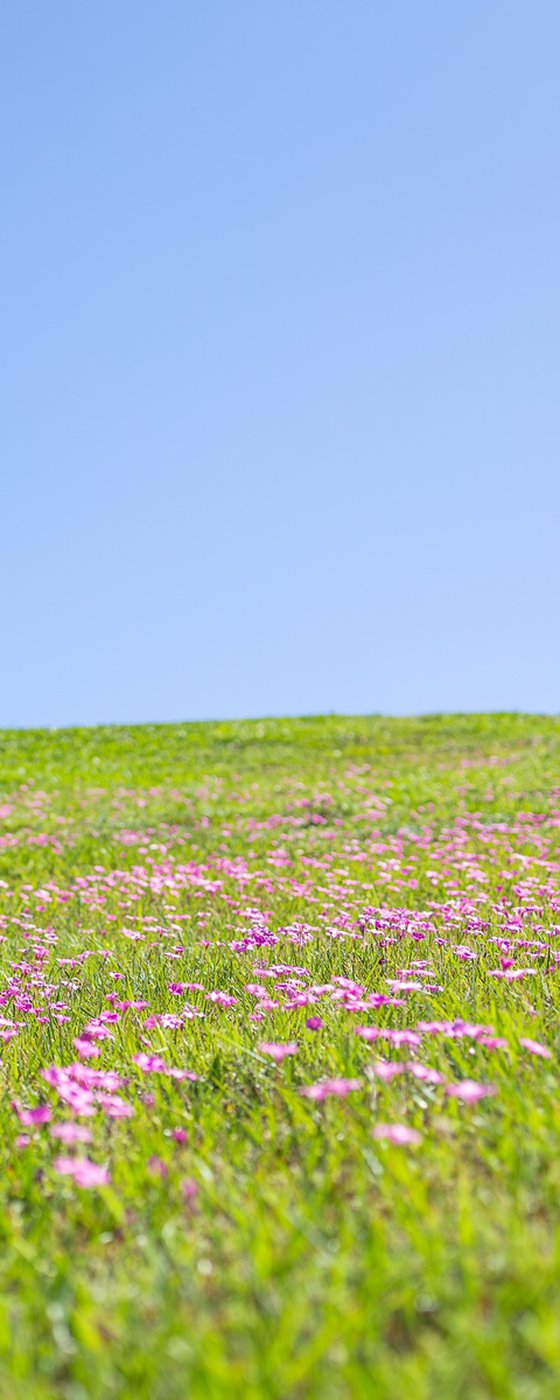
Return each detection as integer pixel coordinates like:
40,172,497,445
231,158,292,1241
446,1080,496,1104
368,994,406,1008
97,1092,135,1119
132,1052,198,1080
133,1052,167,1073
54,1156,110,1188
73,1037,101,1059
12,1101,51,1126
305,1017,323,1031
386,979,423,992
258,1041,299,1062
49,1123,93,1144
478,1035,508,1051
299,1078,361,1101
372,1123,422,1145
519,1037,552,1059
147,1155,168,1178
407,1063,445,1085
181,1177,199,1208
207,991,237,1007
371,1060,407,1081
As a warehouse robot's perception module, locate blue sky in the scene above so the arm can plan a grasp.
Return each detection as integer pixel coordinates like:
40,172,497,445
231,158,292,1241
2,2,559,727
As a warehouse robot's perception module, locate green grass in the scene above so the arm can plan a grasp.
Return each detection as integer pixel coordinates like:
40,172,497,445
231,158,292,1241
1,713,560,1398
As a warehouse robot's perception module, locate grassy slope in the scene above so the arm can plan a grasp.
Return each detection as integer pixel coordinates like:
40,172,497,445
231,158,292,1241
1,714,560,1398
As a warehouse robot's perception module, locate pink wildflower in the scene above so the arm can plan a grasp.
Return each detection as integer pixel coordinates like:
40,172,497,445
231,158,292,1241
73,1037,101,1059
446,1080,496,1104
370,1060,407,1081
519,1037,552,1059
258,1041,299,1062
372,1123,422,1145
97,1093,134,1119
299,1078,361,1101
386,980,423,992
11,1101,51,1126
49,1123,93,1144
147,1156,168,1178
478,1035,509,1050
181,1177,199,1209
407,1063,445,1084
367,994,405,1008
133,1052,166,1073
54,1156,110,1188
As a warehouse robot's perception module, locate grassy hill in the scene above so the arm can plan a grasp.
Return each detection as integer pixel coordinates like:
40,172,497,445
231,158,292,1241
1,714,560,1398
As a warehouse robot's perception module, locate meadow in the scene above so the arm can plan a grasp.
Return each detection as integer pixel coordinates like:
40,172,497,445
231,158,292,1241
1,713,560,1399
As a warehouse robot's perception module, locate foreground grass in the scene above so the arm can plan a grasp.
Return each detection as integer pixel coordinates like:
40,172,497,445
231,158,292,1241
1,713,560,1398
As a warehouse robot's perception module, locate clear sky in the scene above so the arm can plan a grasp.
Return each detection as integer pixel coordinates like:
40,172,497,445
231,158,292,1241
2,2,559,728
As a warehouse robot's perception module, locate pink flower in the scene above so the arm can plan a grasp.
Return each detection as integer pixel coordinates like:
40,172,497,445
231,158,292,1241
299,1078,361,1101
113,1000,149,1012
371,1060,407,1081
11,1100,51,1126
54,1156,110,1188
519,1037,552,1059
133,1052,167,1073
372,1123,422,1145
181,1178,199,1209
305,1017,323,1031
132,1052,198,1080
489,968,536,982
97,1093,134,1119
147,1155,168,1178
258,1042,299,1062
407,1063,445,1085
49,1123,93,1144
386,980,423,992
172,1127,188,1144
384,1029,422,1048
446,1080,496,1104
367,994,406,1008
73,1037,101,1059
